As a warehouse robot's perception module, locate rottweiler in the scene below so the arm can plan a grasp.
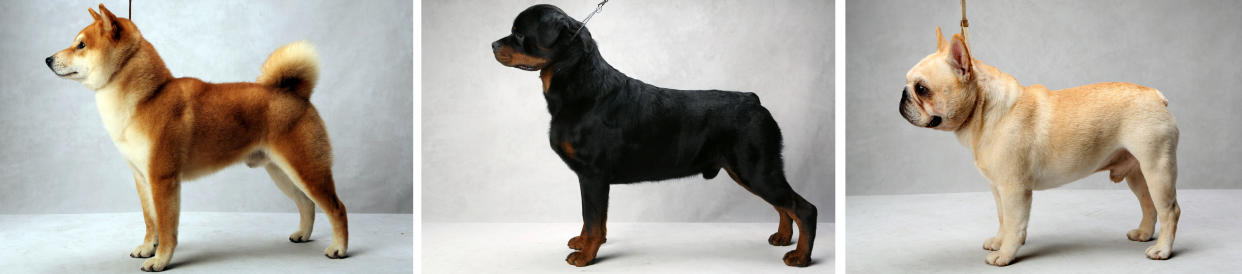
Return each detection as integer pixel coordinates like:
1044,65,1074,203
490,4,817,267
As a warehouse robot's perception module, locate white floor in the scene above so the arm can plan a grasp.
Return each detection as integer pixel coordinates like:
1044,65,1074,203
424,222,833,273
0,212,412,273
847,189,1242,273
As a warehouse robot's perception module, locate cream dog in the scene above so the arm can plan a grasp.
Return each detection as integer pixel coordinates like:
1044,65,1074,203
898,27,1180,266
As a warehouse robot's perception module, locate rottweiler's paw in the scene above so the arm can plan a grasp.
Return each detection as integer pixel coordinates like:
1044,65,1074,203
140,257,170,272
985,251,1013,266
130,242,156,258
1145,244,1171,260
568,236,605,250
566,251,594,267
289,230,312,243
568,236,585,250
324,243,348,259
1127,229,1153,242
782,250,809,267
768,232,793,246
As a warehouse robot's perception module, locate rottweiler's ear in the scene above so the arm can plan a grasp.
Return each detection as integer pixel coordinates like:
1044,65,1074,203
536,12,567,49
97,4,121,39
88,8,102,21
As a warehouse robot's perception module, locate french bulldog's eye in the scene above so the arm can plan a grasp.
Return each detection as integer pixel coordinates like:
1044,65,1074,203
915,84,930,96
77,42,85,49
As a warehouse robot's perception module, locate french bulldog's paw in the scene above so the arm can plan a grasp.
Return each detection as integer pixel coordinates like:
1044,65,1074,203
130,243,156,258
982,236,1002,251
1126,229,1153,242
782,250,809,267
1145,244,1171,260
985,251,1014,266
139,257,170,272
324,243,348,259
768,232,793,246
289,231,312,243
566,251,594,267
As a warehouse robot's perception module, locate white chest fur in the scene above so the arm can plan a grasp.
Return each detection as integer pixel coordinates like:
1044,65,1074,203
95,86,153,175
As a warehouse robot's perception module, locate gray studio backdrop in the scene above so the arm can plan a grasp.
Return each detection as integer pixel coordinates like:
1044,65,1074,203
423,0,833,222
848,0,1242,195
0,0,412,213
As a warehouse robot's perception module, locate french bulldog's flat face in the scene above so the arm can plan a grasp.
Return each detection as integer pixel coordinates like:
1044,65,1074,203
899,27,977,131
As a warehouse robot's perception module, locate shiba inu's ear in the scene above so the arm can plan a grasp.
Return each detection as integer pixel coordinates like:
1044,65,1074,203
935,27,946,52
97,4,120,39
88,8,101,21
946,33,973,81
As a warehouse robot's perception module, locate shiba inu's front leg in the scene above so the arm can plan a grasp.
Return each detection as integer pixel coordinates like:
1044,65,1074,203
140,173,181,272
130,168,158,258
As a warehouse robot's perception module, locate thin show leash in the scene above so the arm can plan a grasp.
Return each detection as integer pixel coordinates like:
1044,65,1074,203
960,0,969,45
569,0,609,42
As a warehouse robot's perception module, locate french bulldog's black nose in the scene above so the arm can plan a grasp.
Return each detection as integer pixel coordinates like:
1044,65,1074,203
45,56,54,67
491,41,501,52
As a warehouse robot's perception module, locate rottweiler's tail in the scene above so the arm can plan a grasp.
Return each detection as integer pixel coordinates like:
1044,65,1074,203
258,41,320,99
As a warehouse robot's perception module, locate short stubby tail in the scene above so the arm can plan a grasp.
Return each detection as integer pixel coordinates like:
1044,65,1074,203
257,41,320,99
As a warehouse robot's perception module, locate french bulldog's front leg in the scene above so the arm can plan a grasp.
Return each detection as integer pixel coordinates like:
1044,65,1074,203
985,185,1031,267
983,184,1003,251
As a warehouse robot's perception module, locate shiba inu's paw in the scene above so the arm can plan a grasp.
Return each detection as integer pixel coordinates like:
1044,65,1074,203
985,251,1014,266
289,231,312,243
983,236,1001,251
1127,229,1153,242
324,243,348,259
768,232,793,246
140,257,170,272
782,250,809,267
1145,244,1171,260
129,242,156,258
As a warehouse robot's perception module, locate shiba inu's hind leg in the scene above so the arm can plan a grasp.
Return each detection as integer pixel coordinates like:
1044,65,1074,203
264,162,317,243
266,110,349,259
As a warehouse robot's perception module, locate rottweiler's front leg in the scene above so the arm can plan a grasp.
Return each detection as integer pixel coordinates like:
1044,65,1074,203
567,177,609,267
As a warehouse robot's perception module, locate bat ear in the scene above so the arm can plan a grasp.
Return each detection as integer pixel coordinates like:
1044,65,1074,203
88,8,102,21
946,33,973,81
935,27,946,52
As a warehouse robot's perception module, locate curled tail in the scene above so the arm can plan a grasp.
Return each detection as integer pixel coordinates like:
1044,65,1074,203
257,41,320,99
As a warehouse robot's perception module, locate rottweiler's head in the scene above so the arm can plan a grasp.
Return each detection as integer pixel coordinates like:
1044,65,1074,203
491,4,582,71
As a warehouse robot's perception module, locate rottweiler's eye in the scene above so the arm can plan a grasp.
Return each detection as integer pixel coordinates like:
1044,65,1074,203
77,42,85,49
513,33,525,41
915,83,930,96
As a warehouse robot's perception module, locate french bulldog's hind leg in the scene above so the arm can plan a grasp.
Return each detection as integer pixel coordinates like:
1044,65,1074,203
1124,124,1179,260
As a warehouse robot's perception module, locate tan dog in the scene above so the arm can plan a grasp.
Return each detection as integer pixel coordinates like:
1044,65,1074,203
45,4,348,271
898,27,1180,266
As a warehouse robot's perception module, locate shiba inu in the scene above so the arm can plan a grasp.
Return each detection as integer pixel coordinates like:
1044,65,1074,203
45,4,347,271
898,27,1180,266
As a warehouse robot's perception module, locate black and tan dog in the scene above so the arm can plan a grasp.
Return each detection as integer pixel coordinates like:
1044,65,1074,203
490,4,817,267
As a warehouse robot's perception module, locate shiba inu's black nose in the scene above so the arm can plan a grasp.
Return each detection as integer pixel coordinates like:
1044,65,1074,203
45,56,54,67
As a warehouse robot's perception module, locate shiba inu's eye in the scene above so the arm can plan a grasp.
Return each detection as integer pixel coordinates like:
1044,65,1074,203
77,42,85,49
